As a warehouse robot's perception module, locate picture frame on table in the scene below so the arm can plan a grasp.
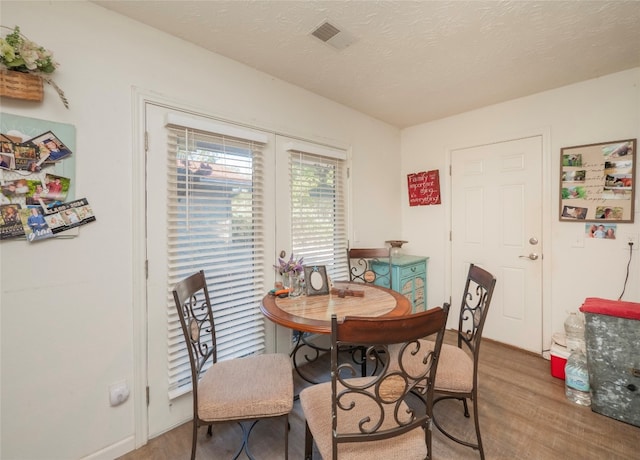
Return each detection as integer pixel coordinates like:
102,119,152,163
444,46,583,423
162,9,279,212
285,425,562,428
304,265,329,296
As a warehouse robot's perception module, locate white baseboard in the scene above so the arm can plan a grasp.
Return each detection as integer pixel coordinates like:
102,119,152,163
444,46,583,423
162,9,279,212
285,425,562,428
80,436,136,460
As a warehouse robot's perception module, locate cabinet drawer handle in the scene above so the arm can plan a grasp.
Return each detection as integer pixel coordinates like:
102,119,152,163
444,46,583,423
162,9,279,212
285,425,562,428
411,267,416,272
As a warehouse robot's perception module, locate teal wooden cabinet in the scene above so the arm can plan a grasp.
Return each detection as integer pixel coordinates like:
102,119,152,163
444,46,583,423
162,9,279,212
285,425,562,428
371,255,428,313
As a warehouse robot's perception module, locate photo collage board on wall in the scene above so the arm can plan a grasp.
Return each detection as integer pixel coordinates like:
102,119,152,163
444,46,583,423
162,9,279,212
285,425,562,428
0,113,95,242
560,139,636,227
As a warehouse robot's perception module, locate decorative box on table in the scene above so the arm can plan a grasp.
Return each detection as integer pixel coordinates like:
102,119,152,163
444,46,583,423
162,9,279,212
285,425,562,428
580,297,640,427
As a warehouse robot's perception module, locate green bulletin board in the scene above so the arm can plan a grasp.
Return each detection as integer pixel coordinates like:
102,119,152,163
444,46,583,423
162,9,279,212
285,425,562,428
0,112,76,200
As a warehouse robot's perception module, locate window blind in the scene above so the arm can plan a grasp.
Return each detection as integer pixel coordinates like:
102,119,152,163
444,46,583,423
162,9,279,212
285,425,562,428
288,149,349,281
166,124,266,398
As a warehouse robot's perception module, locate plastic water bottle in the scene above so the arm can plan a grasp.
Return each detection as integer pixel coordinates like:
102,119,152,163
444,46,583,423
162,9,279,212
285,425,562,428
565,347,591,406
564,312,585,352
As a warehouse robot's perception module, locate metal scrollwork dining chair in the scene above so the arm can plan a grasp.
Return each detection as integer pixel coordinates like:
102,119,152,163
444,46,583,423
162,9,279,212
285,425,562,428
299,305,450,460
345,247,394,375
173,270,294,460
408,263,496,459
347,247,392,288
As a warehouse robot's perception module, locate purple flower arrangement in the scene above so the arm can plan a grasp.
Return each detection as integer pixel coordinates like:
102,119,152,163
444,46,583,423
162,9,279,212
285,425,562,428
275,253,304,275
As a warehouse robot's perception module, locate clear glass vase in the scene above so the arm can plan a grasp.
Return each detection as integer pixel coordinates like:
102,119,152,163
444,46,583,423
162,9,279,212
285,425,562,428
286,271,302,297
386,240,408,258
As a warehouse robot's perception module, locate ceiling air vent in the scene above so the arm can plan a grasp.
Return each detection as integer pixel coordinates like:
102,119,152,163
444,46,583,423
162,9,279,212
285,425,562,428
312,22,341,42
310,20,356,51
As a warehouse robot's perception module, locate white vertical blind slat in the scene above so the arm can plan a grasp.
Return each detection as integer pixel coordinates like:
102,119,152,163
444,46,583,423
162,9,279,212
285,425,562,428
166,126,266,398
289,150,349,281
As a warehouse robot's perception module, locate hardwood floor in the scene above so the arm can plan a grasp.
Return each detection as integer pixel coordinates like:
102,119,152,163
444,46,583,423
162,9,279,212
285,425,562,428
118,331,639,459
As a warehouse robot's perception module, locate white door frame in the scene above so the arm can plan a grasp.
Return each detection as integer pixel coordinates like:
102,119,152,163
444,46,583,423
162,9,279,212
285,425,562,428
132,88,203,447
444,127,553,354
131,88,148,448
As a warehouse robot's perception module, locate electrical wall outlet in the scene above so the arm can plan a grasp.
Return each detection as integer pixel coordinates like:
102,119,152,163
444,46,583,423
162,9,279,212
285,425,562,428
571,234,584,248
621,233,639,250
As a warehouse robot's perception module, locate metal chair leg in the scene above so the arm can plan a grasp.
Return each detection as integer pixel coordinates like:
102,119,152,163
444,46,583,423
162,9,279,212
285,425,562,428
426,418,433,460
233,420,258,460
462,397,470,418
472,396,485,460
432,396,483,454
283,415,289,460
304,421,314,460
190,420,198,460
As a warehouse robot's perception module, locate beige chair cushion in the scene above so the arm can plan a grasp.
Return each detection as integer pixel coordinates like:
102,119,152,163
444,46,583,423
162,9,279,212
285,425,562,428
197,353,293,422
417,340,474,393
300,377,428,460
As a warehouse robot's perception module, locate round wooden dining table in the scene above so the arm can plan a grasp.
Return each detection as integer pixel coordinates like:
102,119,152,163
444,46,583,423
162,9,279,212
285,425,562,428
260,280,412,335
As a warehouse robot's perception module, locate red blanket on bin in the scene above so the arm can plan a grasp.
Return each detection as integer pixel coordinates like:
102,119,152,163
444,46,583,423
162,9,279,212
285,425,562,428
580,297,640,320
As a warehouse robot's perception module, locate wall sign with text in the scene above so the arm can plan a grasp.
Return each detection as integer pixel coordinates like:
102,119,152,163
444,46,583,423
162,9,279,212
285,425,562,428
559,139,636,223
407,169,441,206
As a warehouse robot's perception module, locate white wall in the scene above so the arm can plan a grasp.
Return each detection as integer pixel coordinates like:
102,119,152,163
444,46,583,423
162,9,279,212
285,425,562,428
400,68,640,347
0,2,402,459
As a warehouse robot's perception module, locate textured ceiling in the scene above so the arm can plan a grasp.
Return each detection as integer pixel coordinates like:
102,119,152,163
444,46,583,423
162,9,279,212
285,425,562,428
93,1,640,128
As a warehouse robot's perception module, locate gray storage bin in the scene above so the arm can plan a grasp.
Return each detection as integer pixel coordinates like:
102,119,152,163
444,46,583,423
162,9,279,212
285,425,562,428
580,297,640,427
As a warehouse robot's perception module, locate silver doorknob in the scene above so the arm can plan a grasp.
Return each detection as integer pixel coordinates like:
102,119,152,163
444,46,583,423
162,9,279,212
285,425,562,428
519,253,539,260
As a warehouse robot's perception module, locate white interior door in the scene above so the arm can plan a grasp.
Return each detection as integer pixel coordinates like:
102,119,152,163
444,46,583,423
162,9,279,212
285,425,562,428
451,136,543,353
